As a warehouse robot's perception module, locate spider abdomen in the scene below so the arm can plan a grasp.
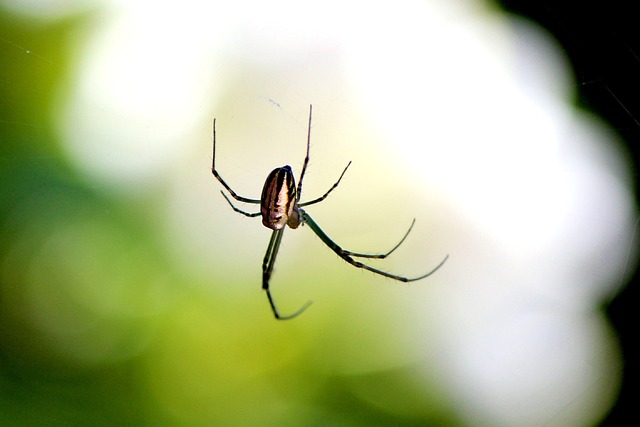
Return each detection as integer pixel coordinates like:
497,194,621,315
260,166,300,230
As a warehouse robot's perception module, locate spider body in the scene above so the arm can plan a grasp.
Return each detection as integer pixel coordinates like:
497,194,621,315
211,105,448,320
261,166,300,230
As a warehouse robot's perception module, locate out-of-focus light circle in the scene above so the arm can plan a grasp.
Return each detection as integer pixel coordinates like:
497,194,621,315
55,3,221,190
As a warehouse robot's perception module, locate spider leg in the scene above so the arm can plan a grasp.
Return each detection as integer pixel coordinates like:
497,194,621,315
300,210,448,282
293,105,352,207
299,161,352,207
220,191,261,217
296,105,313,201
211,118,261,204
262,229,313,320
345,218,415,259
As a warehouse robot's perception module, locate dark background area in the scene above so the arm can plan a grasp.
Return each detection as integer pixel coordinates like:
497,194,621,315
497,1,638,425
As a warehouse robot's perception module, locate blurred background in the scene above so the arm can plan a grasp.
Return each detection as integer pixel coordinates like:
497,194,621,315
1,1,637,426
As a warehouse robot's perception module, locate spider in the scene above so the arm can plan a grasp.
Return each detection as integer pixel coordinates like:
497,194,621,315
211,105,448,320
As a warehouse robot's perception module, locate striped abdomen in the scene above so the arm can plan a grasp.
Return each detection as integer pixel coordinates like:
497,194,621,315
260,166,300,230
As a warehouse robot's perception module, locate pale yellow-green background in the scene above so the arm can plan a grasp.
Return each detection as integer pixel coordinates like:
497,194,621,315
1,1,633,426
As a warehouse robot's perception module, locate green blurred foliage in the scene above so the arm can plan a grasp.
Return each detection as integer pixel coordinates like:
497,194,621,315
0,9,456,427
1,11,163,426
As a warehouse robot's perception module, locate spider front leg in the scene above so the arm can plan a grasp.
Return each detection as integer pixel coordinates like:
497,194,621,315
211,118,261,205
262,229,313,320
299,161,352,207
